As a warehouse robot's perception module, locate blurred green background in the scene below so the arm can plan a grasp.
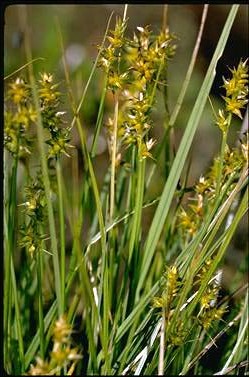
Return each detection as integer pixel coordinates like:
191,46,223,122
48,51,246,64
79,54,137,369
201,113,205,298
4,4,248,287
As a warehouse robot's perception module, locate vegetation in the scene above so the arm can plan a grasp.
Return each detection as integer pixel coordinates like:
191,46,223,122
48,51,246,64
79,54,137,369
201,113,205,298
4,4,248,375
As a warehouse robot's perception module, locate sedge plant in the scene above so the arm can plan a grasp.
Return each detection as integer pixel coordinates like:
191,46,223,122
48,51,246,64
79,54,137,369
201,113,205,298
3,4,248,375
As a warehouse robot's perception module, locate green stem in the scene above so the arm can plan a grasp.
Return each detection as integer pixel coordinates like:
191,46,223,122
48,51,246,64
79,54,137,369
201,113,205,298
109,94,119,223
91,75,108,157
128,151,145,266
10,255,25,371
4,154,18,370
56,159,66,314
102,256,111,374
110,93,119,222
125,148,146,315
37,250,45,359
104,93,119,372
215,119,231,198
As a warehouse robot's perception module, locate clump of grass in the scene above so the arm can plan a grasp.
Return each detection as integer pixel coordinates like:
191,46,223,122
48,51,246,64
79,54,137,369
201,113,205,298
4,4,248,376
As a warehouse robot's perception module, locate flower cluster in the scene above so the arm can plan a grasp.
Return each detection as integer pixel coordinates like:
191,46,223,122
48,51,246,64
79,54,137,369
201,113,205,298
153,265,181,311
18,172,48,259
38,72,73,159
4,72,74,161
168,320,189,346
199,305,226,330
152,263,227,345
4,78,37,157
99,20,176,162
128,26,176,87
216,60,248,132
195,261,227,331
153,266,190,346
223,60,248,119
98,17,128,90
178,193,204,240
209,144,244,184
28,315,82,375
120,26,176,160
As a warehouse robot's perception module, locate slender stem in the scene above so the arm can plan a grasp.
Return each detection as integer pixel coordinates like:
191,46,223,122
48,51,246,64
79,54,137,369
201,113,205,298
102,256,110,374
162,4,168,30
215,120,230,198
4,154,18,370
3,224,10,371
128,152,145,266
37,250,45,359
169,4,209,128
126,152,145,314
110,93,119,222
90,75,108,157
56,159,66,314
4,57,45,80
123,4,128,21
11,255,25,371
